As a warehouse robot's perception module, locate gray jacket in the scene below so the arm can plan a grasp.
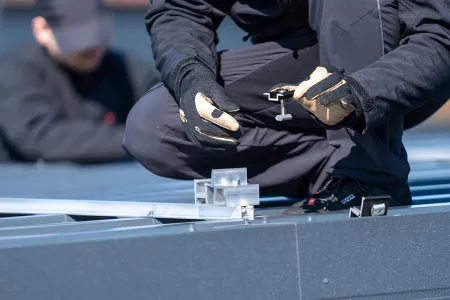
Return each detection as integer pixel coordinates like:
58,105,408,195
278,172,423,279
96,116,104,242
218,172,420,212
0,43,160,163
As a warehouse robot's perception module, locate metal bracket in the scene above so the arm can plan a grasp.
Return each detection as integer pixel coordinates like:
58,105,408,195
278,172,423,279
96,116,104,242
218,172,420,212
193,168,260,220
194,179,212,205
349,196,391,218
263,90,294,121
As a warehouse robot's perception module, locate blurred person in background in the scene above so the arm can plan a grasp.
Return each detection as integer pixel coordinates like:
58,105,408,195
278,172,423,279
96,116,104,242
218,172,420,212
0,0,159,164
123,0,450,214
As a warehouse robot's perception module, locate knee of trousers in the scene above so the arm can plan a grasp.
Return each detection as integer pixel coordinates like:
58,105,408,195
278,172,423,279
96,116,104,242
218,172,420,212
122,82,182,178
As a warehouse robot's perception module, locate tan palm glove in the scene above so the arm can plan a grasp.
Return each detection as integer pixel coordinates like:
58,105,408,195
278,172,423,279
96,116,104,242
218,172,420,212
272,66,364,129
178,64,242,151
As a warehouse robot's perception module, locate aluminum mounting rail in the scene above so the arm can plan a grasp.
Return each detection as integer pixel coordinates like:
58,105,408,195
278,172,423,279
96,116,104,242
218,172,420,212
0,198,254,220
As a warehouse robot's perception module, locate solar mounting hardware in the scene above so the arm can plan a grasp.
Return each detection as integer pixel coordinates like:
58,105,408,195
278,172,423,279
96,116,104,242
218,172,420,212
194,168,259,220
349,196,391,218
0,168,260,221
263,89,294,121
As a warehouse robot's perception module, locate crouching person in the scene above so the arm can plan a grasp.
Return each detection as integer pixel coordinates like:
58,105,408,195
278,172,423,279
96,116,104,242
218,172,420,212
123,0,450,214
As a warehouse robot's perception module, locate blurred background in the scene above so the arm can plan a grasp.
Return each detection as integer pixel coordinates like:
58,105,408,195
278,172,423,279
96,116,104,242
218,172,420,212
0,0,448,202
0,0,252,64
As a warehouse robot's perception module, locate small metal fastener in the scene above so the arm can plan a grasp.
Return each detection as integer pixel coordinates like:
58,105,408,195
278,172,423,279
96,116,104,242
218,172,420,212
349,196,391,218
264,90,294,122
275,100,293,121
371,203,386,216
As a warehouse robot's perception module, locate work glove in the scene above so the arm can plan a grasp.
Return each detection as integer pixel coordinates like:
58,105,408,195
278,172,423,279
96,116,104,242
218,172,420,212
271,66,365,130
177,64,242,151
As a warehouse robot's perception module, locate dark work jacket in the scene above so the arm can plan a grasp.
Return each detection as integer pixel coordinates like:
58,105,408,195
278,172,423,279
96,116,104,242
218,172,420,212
145,0,450,192
0,43,159,163
146,0,450,130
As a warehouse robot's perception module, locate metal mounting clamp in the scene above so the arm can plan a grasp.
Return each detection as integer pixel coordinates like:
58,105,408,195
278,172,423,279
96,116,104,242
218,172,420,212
349,196,391,218
263,90,294,121
194,168,260,220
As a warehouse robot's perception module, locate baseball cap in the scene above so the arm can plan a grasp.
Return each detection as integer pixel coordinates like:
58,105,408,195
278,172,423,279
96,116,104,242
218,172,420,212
35,0,114,53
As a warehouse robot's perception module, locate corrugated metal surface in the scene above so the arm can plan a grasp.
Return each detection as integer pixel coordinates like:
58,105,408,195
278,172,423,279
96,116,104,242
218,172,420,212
0,162,190,202
0,133,449,205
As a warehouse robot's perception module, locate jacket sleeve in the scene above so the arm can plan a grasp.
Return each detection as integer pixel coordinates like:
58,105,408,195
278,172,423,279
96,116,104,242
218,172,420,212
0,65,129,163
348,0,450,132
145,0,234,99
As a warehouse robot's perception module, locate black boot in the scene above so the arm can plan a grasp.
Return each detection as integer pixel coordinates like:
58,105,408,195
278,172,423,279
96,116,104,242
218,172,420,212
282,177,391,215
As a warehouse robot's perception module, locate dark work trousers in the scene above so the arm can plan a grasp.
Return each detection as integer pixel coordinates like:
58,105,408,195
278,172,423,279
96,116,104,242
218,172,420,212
123,32,411,205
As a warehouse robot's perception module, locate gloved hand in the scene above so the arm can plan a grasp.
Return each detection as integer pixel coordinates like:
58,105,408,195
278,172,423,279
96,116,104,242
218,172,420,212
272,66,364,130
177,64,242,151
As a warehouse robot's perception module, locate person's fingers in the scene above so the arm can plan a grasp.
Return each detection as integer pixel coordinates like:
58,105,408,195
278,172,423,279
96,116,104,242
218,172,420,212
269,83,298,92
305,74,345,100
293,67,331,100
313,94,356,126
203,85,240,112
195,93,240,131
194,127,239,144
318,82,353,108
179,108,240,149
214,99,240,112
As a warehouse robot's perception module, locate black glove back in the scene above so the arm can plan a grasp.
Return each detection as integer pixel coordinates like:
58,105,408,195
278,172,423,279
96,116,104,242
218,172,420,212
178,64,242,151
